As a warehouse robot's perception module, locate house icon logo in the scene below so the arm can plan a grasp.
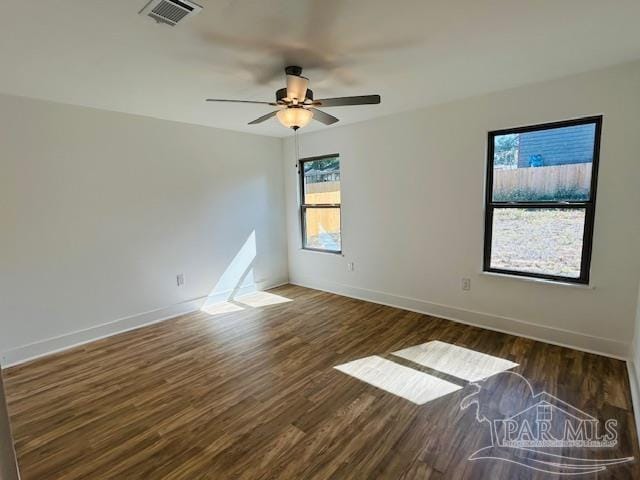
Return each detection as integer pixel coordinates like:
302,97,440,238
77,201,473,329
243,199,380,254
460,371,634,475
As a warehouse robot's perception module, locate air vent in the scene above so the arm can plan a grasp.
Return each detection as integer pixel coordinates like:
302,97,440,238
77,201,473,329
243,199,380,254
139,0,202,26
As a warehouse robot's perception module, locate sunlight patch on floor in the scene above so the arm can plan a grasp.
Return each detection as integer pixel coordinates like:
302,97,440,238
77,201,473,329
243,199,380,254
392,340,518,382
201,301,245,316
200,291,292,316
234,291,293,308
334,356,462,405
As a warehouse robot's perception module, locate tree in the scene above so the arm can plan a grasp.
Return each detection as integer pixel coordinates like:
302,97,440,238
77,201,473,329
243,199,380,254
304,158,339,173
494,133,519,168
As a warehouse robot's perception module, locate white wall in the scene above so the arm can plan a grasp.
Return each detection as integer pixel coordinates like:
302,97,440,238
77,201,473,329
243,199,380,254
0,94,288,364
3,62,639,366
284,61,640,358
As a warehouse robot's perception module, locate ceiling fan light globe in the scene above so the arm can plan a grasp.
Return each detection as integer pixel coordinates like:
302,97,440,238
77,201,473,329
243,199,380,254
277,108,313,129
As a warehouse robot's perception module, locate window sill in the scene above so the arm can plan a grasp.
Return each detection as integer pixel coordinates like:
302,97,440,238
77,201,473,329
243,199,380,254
300,247,344,256
480,271,595,289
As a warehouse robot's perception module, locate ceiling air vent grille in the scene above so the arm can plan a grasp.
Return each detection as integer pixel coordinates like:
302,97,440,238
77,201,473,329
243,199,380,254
139,0,202,26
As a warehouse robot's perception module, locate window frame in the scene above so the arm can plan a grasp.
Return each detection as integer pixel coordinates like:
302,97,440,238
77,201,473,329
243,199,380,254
483,116,603,284
299,153,342,254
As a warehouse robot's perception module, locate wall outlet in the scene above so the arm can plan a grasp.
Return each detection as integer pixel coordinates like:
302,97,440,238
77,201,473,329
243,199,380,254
347,262,355,272
176,273,185,287
461,278,471,291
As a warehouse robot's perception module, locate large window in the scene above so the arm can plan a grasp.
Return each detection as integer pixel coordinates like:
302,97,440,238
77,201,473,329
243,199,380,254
484,116,602,284
300,154,341,253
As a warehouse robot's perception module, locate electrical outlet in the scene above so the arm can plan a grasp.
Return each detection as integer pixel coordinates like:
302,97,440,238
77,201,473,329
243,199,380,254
461,278,471,291
176,273,185,287
347,262,355,272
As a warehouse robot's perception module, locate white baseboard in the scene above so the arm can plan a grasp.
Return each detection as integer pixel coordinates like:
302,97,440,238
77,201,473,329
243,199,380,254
627,361,640,442
290,276,630,360
1,278,288,368
3,275,627,367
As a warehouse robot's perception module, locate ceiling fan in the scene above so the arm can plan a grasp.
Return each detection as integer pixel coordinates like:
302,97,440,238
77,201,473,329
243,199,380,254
206,66,381,130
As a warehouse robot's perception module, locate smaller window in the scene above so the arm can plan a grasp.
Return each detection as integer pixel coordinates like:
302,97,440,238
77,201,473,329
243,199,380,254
299,155,341,253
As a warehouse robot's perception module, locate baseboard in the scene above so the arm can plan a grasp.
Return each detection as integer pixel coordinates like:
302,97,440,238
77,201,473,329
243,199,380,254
1,278,289,368
627,361,640,443
289,276,630,360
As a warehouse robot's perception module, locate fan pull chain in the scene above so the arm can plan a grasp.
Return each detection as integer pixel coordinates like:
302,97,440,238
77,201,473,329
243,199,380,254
295,128,300,174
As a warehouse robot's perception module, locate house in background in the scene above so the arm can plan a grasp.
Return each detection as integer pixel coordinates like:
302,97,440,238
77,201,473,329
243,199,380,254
517,123,596,168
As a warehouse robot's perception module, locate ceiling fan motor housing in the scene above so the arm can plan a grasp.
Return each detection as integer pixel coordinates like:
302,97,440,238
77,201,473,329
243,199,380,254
284,65,303,76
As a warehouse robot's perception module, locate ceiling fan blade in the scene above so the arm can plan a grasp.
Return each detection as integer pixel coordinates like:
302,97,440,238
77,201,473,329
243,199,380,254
206,99,278,106
313,95,381,107
310,108,339,126
248,110,279,125
286,75,309,102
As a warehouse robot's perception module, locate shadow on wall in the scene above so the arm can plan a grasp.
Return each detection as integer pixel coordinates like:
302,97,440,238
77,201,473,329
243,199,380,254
200,230,291,316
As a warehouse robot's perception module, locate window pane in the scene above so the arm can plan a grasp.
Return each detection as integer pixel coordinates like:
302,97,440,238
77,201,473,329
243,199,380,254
304,207,341,252
303,157,340,204
490,208,585,278
492,123,596,202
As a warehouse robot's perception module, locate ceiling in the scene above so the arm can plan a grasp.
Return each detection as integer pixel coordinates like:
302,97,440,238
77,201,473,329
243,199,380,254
1,0,639,137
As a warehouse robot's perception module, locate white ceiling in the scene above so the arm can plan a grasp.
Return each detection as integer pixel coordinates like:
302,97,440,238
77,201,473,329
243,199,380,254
1,0,639,137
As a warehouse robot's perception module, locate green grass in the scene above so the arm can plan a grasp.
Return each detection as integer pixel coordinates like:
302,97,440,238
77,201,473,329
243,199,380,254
493,188,589,202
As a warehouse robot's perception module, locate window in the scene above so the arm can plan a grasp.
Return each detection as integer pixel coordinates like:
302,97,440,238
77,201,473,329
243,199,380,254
484,116,602,284
300,154,341,253
537,404,553,422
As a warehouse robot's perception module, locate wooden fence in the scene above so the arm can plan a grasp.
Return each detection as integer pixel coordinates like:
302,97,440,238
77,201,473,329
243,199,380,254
493,163,591,199
304,181,340,238
305,181,341,204
303,166,590,238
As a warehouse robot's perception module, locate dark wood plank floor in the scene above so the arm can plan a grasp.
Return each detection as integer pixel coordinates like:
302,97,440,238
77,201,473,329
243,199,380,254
3,285,639,479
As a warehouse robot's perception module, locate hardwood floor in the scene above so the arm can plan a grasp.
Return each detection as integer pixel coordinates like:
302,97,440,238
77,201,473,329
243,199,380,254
3,285,639,479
